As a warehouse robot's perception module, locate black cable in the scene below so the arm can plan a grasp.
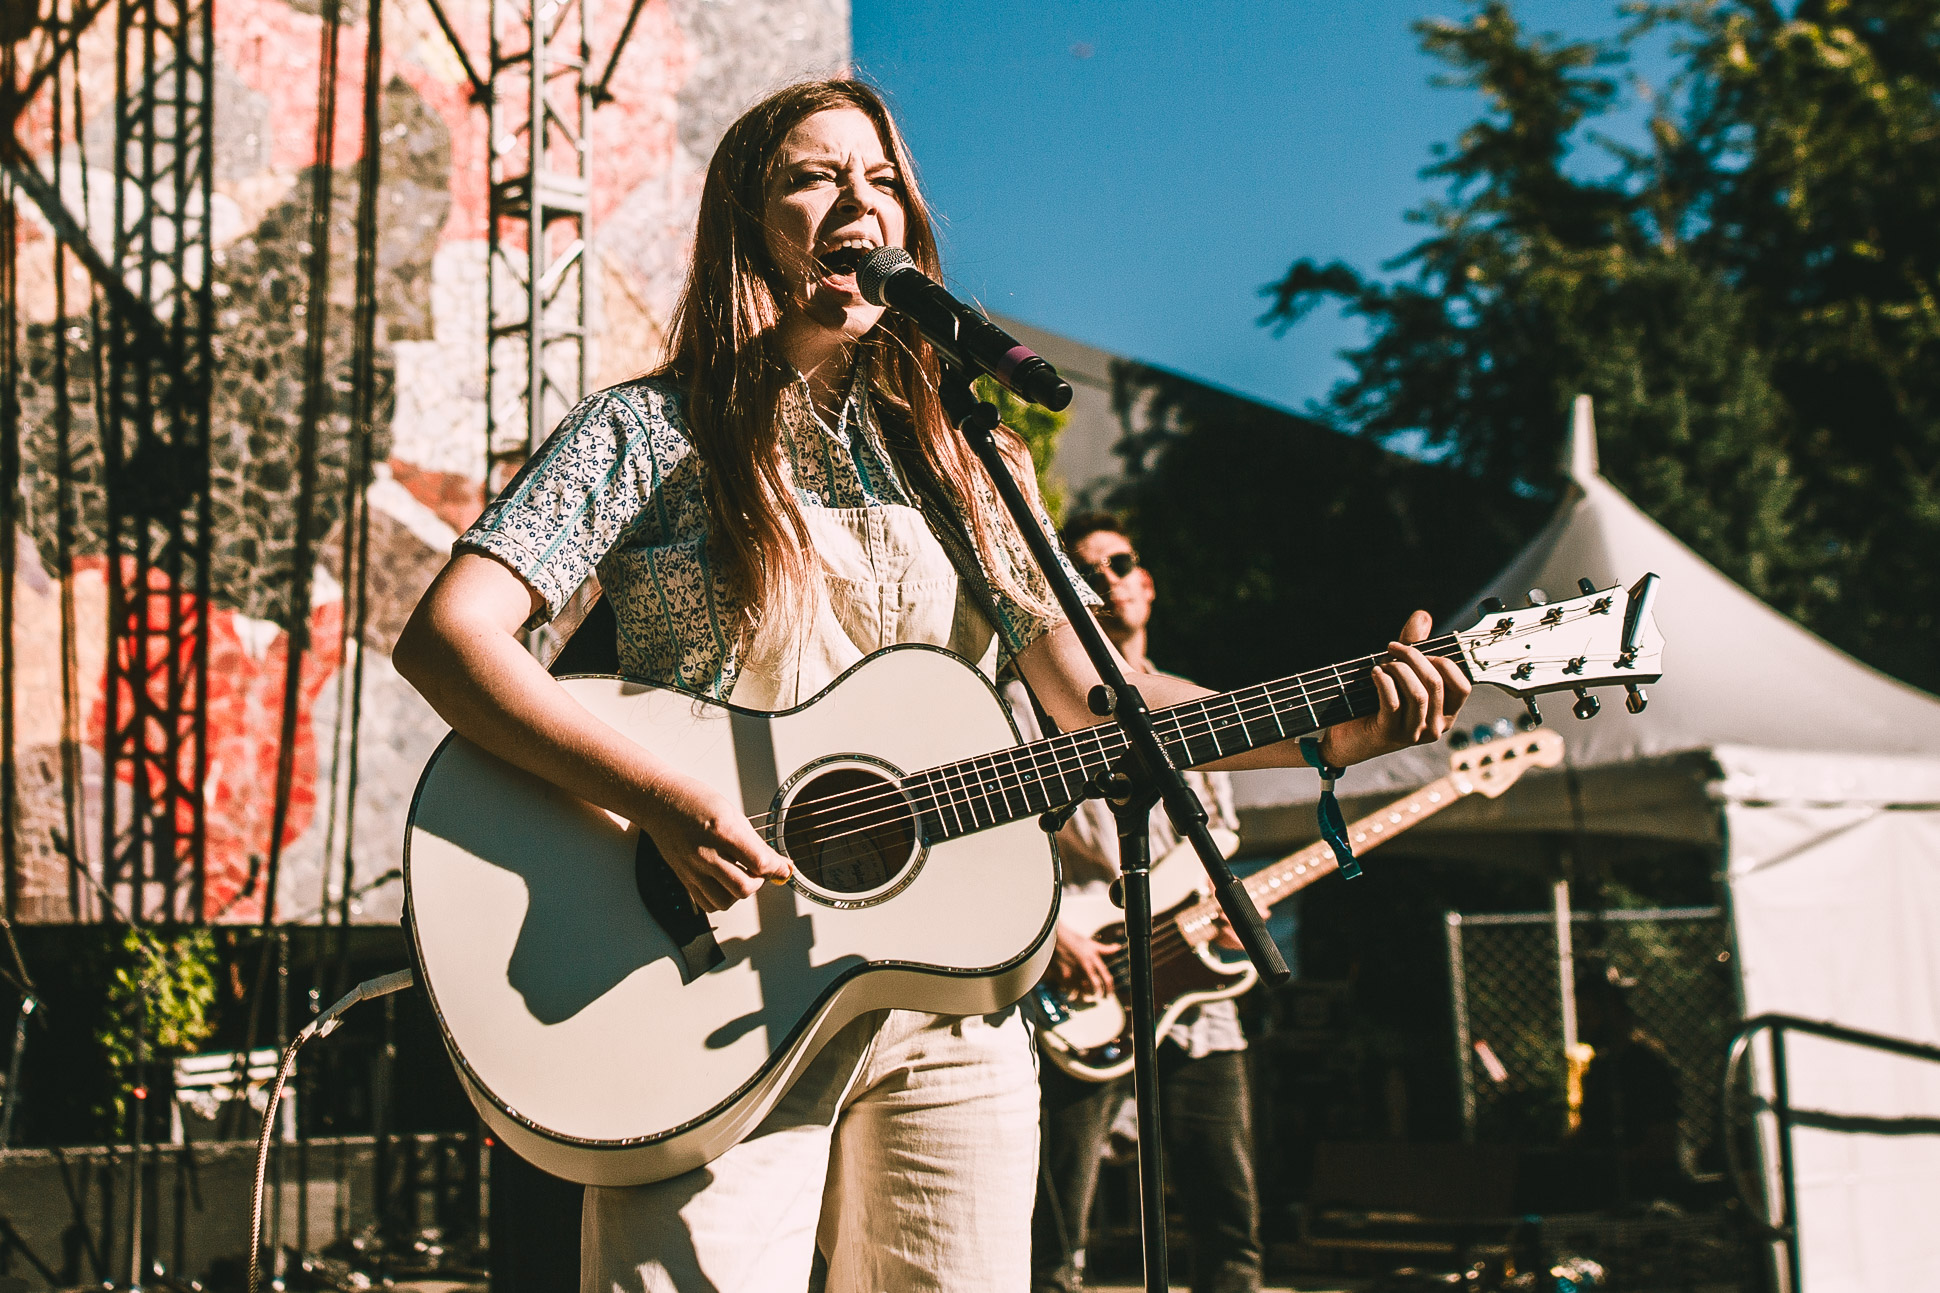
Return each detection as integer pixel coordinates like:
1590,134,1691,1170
50,30,89,926
336,0,385,997
262,0,347,927
1,26,21,928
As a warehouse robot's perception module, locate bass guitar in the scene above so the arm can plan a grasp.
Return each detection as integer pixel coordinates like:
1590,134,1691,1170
404,577,1662,1185
1033,728,1565,1081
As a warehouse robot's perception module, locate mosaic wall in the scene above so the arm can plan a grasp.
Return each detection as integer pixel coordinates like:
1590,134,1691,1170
6,0,849,923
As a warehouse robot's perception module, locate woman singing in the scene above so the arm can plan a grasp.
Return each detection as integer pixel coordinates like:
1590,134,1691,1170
395,78,1470,1293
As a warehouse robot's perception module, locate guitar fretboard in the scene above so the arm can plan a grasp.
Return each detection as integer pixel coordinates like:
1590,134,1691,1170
903,635,1468,843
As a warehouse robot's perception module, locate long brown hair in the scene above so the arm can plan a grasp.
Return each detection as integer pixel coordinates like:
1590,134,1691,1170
657,78,1052,641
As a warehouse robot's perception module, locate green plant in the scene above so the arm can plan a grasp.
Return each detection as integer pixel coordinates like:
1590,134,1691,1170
95,927,220,1128
975,374,1070,524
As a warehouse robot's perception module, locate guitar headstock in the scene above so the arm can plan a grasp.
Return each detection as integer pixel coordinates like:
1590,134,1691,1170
1455,573,1664,722
1449,728,1565,799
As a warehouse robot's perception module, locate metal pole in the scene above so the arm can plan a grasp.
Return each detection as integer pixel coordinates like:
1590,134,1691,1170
126,985,145,1289
1771,1026,1802,1293
0,995,33,1147
1445,912,1474,1141
1116,804,1168,1293
526,0,545,460
1553,876,1577,1052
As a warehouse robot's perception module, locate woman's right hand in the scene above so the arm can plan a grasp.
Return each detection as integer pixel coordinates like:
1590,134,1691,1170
640,774,793,912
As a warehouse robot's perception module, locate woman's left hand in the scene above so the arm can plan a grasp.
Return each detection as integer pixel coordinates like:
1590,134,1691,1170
1316,609,1472,767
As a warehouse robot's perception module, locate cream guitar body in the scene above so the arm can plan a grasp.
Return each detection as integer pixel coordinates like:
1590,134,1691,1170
406,647,1057,1187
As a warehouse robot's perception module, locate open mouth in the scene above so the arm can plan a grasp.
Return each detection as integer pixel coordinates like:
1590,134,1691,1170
816,245,872,279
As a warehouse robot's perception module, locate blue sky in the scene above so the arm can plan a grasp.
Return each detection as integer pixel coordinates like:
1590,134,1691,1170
851,1,1678,416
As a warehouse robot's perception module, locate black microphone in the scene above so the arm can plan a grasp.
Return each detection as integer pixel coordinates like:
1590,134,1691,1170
857,247,1074,412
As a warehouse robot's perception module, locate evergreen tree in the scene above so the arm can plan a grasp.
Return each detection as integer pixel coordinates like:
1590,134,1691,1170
1263,0,1940,691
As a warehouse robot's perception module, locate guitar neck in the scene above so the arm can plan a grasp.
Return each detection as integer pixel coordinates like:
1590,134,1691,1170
908,635,1470,843
1170,772,1467,948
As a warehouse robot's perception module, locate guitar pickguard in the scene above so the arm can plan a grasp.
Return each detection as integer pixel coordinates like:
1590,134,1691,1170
634,831,724,984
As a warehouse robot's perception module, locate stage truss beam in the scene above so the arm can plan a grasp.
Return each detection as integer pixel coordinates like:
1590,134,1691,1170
97,0,218,924
485,0,591,502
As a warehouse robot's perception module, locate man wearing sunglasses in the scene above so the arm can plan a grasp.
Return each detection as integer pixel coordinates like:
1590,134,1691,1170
1010,511,1261,1293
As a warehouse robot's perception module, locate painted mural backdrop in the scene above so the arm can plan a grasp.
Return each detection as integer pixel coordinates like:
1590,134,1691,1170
7,0,847,923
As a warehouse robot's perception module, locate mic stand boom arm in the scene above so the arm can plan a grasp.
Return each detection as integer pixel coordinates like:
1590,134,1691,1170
935,368,1289,1293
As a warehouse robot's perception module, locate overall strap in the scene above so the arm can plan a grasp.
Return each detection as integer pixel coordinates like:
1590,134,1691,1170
879,422,1018,672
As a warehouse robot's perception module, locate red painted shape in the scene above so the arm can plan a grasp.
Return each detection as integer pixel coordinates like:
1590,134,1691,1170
389,458,487,535
87,561,346,923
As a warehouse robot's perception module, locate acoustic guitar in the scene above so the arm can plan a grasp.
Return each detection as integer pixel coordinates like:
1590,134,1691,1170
404,577,1662,1185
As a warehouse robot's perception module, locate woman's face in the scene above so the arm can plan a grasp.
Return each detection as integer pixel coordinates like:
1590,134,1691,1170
762,106,908,344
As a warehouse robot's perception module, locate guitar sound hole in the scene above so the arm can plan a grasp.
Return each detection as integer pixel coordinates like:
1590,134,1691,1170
781,763,921,901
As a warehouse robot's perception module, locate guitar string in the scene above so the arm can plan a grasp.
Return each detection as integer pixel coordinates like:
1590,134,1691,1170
757,644,1613,854
753,642,1618,853
760,644,1621,854
747,644,1434,837
758,659,1416,850
744,607,1615,840
744,634,1469,839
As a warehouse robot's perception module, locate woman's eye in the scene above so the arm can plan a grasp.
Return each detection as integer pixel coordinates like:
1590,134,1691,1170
871,172,903,192
793,170,833,188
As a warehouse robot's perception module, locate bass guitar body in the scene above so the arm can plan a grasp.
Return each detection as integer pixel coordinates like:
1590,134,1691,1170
405,646,1058,1188
1031,836,1256,1083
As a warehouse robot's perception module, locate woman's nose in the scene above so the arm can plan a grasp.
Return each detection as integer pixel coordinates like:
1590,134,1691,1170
837,171,881,218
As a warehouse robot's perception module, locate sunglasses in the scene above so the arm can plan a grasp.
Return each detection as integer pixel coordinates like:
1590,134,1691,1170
1081,551,1140,594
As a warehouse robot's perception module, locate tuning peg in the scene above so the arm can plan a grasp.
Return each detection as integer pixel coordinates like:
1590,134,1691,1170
1526,588,1549,606
1578,578,1598,596
1448,729,1471,750
1521,697,1543,727
1480,596,1507,615
1625,683,1648,714
1572,687,1600,720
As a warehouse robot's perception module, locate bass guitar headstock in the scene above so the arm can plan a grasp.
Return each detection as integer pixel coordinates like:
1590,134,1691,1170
1454,573,1664,725
1449,728,1565,799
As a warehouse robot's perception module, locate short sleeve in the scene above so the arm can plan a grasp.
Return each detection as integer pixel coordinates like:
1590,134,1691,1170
457,389,665,623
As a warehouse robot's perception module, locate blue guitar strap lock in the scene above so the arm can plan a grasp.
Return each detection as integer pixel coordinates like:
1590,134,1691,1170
1299,737,1360,880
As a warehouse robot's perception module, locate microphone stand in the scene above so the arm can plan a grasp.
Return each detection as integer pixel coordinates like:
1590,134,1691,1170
935,367,1290,1293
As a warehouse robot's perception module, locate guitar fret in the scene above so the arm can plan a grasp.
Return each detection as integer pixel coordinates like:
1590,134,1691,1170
1001,741,1032,811
910,771,952,840
1207,695,1229,758
1297,673,1320,732
998,749,1033,818
1037,744,1072,811
963,759,996,830
937,766,969,837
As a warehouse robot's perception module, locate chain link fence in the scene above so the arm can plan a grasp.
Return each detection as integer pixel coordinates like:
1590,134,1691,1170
1447,904,1737,1173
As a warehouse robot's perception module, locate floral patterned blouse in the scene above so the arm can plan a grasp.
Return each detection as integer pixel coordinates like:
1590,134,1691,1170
458,373,1093,699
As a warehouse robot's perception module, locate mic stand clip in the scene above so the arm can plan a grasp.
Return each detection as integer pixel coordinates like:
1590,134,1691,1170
936,366,1288,1293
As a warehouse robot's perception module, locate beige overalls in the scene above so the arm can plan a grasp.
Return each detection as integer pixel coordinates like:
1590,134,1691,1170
582,501,1042,1292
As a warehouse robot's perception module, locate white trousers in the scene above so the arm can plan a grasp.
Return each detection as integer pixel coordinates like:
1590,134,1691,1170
581,1006,1040,1293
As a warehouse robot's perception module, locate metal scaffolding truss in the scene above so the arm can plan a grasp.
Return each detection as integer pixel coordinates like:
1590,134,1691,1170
97,0,218,923
485,0,592,496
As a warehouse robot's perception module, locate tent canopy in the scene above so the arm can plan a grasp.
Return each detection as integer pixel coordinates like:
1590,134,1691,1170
1232,397,1940,848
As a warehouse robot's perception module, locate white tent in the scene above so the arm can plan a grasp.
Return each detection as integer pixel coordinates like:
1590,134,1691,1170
1232,398,1940,1292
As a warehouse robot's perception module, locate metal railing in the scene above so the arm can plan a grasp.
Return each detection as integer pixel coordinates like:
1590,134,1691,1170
1723,1013,1940,1293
